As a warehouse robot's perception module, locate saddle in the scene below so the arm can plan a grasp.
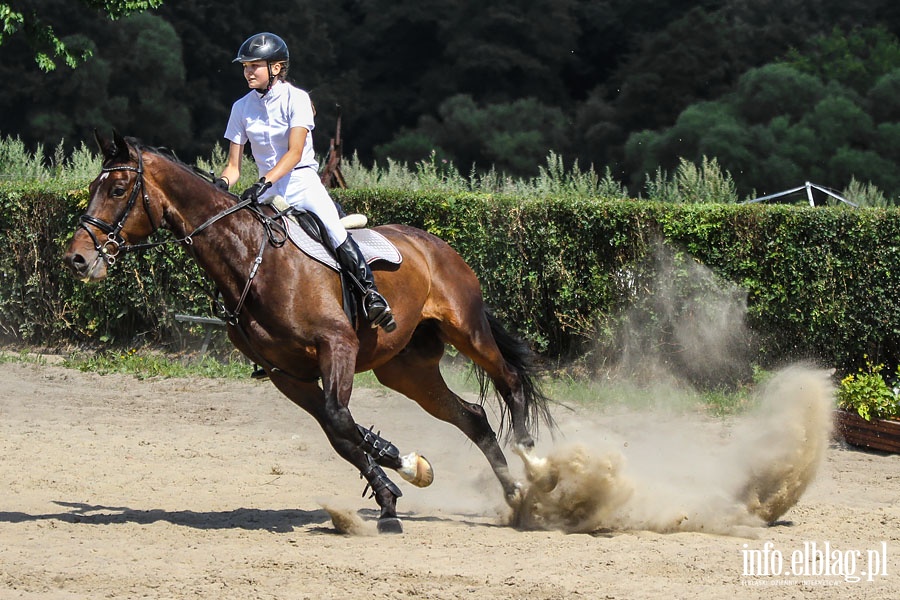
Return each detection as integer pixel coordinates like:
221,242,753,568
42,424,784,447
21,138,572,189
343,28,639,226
268,196,402,327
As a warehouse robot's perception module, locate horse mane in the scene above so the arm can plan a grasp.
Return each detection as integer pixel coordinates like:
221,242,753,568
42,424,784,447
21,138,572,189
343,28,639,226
126,137,218,185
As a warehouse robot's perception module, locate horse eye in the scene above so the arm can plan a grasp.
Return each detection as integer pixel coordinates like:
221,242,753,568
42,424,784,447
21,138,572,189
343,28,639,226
111,187,126,198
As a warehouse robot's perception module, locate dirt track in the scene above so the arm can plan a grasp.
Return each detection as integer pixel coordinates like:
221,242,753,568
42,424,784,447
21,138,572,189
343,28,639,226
0,360,897,599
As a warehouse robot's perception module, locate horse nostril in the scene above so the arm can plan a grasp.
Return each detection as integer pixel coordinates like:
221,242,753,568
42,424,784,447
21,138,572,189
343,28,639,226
65,253,87,274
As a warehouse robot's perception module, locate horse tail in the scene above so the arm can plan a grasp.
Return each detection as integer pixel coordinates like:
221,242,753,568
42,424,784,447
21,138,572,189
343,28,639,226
473,311,556,440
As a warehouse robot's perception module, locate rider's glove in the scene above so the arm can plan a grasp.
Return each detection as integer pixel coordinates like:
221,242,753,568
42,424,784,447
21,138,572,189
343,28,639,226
213,177,229,191
241,177,272,202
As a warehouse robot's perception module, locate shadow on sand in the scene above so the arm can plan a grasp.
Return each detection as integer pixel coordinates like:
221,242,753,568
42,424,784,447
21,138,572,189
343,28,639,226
0,501,508,535
0,501,330,533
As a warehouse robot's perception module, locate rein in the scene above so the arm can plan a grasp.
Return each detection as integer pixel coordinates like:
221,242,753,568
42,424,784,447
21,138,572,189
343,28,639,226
79,158,256,262
77,150,285,323
78,144,318,383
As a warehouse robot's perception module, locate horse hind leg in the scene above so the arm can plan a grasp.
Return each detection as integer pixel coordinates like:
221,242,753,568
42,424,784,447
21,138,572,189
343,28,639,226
441,311,553,451
373,335,524,506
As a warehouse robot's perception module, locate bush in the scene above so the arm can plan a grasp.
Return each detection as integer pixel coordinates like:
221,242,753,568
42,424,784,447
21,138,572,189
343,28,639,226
837,361,900,421
339,188,900,377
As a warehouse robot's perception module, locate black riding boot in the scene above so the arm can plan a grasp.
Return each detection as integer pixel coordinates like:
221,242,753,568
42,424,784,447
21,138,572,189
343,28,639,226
334,236,397,332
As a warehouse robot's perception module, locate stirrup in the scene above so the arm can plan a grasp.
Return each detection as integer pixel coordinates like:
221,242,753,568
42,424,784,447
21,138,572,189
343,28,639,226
363,291,397,332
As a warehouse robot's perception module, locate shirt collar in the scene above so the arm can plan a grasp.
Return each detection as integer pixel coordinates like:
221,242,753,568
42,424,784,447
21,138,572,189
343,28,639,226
260,80,287,102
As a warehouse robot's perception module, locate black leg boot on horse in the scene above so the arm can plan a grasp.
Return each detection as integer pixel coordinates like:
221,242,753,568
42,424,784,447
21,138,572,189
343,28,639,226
355,425,434,533
334,236,397,332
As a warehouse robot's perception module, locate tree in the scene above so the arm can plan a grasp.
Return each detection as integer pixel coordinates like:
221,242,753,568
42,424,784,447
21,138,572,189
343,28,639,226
0,0,162,71
6,0,900,178
375,94,570,177
0,7,189,153
784,25,900,95
733,63,826,125
624,45,900,200
868,69,900,122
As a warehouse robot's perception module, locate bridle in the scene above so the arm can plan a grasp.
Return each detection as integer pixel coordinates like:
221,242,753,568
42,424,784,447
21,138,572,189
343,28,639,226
74,142,321,383
78,150,261,267
78,151,156,267
75,146,290,324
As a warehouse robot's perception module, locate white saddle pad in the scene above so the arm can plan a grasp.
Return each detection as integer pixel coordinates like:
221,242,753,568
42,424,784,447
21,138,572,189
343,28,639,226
281,214,402,272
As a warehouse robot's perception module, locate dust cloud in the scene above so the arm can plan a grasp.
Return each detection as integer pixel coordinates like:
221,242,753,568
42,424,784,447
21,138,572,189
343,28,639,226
320,501,377,536
511,242,834,535
511,366,834,535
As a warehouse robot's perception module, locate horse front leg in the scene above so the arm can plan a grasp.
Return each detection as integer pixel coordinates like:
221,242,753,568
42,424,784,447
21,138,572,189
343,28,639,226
271,344,406,534
272,375,406,533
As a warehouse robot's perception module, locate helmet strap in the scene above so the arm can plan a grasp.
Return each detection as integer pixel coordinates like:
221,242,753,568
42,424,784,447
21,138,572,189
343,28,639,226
266,62,276,92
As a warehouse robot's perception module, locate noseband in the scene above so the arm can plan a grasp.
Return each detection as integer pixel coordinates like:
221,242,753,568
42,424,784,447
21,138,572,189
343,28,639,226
78,151,155,266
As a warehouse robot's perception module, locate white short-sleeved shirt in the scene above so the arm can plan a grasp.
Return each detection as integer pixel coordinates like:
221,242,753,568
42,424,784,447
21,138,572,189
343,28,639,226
223,80,348,247
224,81,319,187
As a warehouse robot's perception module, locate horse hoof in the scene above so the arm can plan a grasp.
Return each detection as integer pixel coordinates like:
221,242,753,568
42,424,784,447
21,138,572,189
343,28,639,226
377,517,403,534
512,443,541,464
397,452,434,487
513,445,558,493
505,482,524,508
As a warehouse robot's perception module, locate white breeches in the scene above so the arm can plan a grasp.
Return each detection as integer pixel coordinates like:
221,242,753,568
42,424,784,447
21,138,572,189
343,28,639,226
267,166,347,248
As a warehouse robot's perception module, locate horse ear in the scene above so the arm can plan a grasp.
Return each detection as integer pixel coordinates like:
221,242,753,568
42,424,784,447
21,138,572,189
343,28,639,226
112,129,131,162
94,129,115,159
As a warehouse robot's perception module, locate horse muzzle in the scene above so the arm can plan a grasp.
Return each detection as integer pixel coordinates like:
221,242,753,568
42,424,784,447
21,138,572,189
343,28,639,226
64,244,110,282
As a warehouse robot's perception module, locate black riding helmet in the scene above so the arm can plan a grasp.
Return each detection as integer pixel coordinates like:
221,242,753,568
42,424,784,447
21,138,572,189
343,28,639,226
234,33,289,93
233,32,289,63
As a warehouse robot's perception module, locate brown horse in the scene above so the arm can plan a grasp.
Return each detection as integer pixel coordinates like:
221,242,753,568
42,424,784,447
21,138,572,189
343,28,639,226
64,132,554,533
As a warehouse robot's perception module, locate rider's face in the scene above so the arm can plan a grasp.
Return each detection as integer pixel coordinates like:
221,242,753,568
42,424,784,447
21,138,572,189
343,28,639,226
242,61,270,90
241,60,281,90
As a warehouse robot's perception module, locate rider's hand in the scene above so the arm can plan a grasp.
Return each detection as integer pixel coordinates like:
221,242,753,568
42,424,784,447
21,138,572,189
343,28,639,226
240,177,272,202
213,177,229,191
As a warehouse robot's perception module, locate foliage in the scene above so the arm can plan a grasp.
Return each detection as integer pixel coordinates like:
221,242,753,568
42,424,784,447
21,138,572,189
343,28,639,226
837,360,900,421
60,347,251,379
0,135,100,185
1,9,191,151
642,156,739,204
343,150,630,203
0,349,47,365
3,0,900,199
0,0,163,71
626,42,900,200
842,177,890,208
784,25,900,95
332,187,900,381
374,94,570,178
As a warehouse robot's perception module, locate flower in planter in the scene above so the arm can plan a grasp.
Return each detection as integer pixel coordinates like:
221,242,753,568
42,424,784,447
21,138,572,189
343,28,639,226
837,361,900,421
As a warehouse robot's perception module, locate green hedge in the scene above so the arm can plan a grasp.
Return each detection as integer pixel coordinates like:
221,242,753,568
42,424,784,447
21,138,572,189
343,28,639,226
337,189,900,377
0,185,211,348
2,182,898,380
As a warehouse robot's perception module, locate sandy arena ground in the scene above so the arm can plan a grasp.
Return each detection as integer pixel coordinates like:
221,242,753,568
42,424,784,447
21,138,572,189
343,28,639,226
0,360,897,599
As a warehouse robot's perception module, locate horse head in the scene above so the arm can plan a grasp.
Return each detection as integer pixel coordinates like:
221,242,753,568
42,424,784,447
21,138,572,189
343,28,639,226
64,131,162,282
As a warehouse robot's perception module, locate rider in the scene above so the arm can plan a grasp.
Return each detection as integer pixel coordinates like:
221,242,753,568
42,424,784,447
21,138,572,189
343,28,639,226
216,32,396,333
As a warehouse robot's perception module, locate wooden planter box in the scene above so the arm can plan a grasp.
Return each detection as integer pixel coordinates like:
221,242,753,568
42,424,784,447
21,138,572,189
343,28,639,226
834,409,900,453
